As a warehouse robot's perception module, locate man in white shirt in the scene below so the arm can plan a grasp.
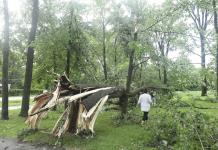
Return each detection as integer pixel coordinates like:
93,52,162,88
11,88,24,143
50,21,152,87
138,89,153,123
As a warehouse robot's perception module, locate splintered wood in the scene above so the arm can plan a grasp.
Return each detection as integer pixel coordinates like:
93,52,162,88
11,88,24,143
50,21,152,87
25,75,114,138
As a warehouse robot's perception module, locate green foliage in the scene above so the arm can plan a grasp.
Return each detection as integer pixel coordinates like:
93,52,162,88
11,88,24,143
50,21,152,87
168,55,201,90
145,95,218,149
8,89,43,96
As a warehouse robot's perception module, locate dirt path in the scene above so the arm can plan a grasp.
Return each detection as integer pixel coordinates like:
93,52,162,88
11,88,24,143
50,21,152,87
0,138,65,150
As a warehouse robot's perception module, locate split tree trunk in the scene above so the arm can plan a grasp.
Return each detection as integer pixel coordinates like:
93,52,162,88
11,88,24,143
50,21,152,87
67,101,79,133
20,0,39,117
1,0,10,120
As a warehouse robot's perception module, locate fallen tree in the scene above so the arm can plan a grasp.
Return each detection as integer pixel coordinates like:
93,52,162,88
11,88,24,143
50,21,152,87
26,74,170,138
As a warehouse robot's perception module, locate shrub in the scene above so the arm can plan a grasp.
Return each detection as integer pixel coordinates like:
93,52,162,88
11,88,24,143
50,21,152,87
145,97,218,149
1,89,43,96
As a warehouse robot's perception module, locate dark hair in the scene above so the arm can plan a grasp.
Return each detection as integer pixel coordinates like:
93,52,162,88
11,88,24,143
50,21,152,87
144,89,148,93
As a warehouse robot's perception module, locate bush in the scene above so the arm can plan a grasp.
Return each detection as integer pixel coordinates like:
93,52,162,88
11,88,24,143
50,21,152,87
0,89,43,96
145,97,218,149
145,110,178,149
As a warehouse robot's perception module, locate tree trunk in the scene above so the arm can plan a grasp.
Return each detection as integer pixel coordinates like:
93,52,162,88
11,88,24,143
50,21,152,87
20,0,39,117
113,36,119,85
121,32,137,117
65,15,73,109
52,50,57,111
119,94,128,119
213,0,218,100
66,48,71,78
157,62,161,81
102,18,107,81
200,33,207,96
64,47,71,109
139,63,143,86
126,49,135,93
67,101,79,133
163,66,167,84
1,0,9,120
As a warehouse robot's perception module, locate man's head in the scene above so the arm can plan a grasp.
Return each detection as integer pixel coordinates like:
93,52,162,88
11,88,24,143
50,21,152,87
144,89,148,93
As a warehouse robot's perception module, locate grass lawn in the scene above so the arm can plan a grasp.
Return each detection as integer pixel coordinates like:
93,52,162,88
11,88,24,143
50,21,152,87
175,91,218,117
0,107,155,150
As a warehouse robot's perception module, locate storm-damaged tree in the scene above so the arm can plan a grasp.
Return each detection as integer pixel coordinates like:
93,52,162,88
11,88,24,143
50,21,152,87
1,0,10,120
20,0,39,117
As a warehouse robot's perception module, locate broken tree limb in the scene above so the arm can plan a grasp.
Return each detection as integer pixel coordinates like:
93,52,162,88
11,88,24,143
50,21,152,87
30,87,113,116
52,107,70,137
26,92,51,129
88,95,109,133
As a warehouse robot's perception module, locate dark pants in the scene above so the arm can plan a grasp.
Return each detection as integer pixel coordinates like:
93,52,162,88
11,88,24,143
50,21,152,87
143,111,149,121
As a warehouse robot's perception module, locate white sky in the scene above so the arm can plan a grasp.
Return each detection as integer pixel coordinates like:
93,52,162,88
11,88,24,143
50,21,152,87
1,0,211,68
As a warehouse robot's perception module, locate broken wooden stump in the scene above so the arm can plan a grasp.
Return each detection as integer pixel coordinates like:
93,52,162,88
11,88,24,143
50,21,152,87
26,75,115,138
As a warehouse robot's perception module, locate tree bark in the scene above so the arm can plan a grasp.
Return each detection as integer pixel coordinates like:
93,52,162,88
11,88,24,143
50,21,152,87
119,94,128,118
66,47,71,77
120,32,137,117
163,66,167,84
1,0,9,120
20,0,39,117
213,0,218,99
65,10,75,78
52,50,57,111
67,101,79,133
157,63,161,81
200,33,207,96
65,12,74,109
102,17,107,81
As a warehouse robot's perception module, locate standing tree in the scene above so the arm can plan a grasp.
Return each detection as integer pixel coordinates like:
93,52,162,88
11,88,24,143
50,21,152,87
20,0,39,117
213,0,218,99
187,0,212,96
1,0,10,120
99,0,108,81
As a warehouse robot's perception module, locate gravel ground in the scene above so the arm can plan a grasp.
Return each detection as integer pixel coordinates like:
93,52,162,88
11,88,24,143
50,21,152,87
0,138,65,150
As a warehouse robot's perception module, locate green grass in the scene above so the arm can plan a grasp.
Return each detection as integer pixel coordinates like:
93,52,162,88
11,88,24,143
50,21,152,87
0,108,155,150
175,91,218,117
0,110,27,138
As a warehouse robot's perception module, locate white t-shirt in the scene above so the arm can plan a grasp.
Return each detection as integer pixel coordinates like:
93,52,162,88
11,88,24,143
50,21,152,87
138,93,152,112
